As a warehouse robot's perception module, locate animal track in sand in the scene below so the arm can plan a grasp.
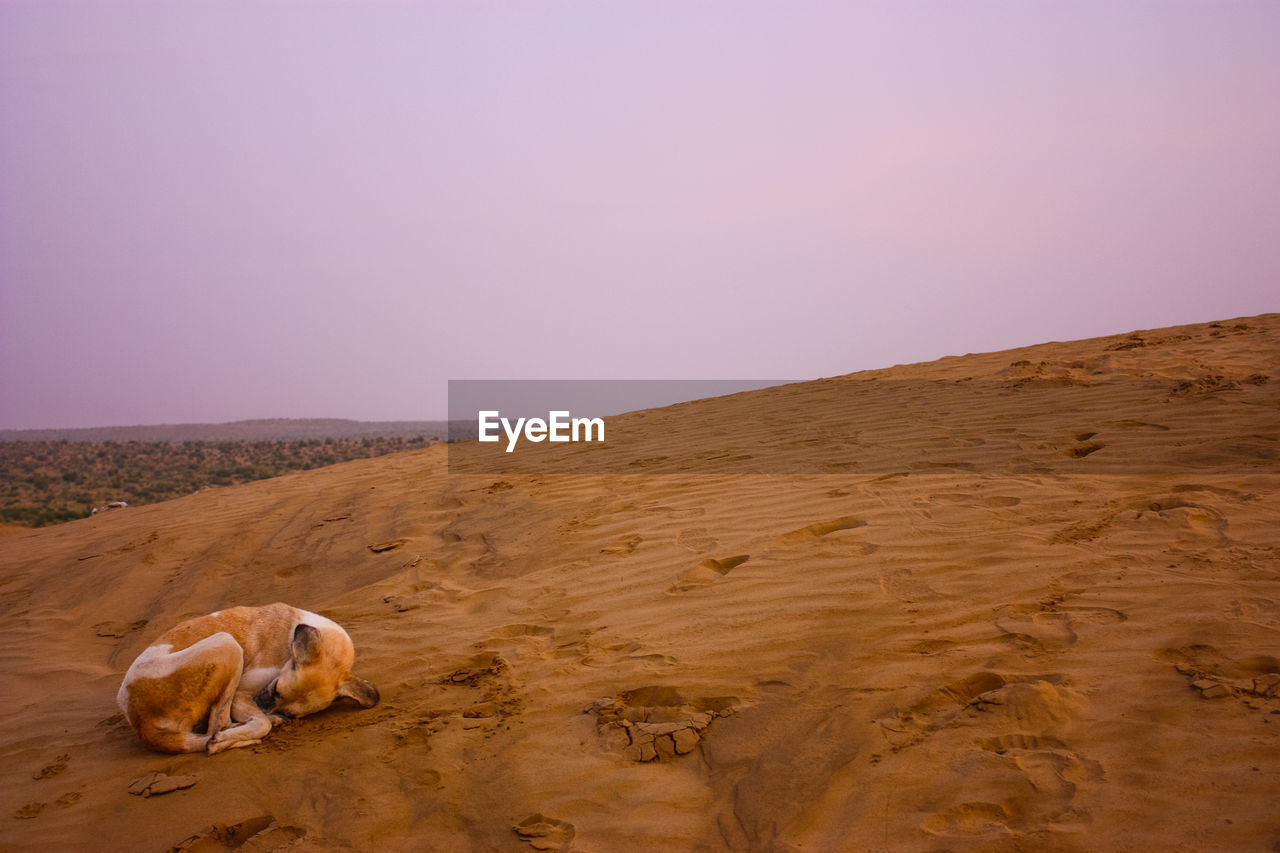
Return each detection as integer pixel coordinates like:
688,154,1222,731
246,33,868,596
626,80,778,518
32,754,69,780
776,516,866,544
12,802,44,820
588,686,738,763
668,555,750,593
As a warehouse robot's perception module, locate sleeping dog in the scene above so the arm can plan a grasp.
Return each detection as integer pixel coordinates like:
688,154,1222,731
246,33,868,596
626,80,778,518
117,603,379,754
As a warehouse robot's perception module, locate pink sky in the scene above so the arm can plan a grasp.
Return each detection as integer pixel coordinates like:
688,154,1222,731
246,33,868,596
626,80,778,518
1,1,1277,429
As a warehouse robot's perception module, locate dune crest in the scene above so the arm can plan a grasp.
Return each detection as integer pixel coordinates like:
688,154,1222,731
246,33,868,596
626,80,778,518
2,315,1278,851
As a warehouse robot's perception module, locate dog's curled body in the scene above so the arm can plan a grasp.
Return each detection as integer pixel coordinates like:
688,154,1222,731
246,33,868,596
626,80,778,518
117,602,379,755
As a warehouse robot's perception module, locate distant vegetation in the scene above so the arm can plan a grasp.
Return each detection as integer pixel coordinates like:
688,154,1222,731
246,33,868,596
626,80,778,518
0,418,454,443
0,434,436,528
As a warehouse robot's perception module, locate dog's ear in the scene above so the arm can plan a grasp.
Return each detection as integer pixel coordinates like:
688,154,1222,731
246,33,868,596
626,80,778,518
337,676,380,708
291,624,323,665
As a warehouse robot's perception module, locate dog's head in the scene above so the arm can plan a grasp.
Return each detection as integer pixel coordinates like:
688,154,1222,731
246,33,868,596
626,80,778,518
254,622,380,719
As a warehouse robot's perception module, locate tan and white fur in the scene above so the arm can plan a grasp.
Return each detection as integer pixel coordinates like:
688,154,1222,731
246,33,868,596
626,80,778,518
117,603,379,754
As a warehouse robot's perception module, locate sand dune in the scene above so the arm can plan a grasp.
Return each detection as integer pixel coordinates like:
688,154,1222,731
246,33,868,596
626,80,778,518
2,315,1278,852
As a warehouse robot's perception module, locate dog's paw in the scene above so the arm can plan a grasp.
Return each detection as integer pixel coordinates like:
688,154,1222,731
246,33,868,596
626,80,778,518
207,737,263,756
207,729,263,755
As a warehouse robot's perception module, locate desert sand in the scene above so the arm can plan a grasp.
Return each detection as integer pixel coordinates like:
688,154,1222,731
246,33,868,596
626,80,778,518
2,315,1278,852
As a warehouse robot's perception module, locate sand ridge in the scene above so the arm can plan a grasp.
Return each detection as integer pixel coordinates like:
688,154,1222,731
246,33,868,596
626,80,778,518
1,314,1278,851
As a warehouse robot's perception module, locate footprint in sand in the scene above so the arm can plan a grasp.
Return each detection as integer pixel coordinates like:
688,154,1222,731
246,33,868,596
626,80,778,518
170,816,305,852
481,624,556,661
878,568,939,602
1163,645,1280,702
588,686,737,763
513,813,575,851
775,517,866,545
676,527,718,553
490,623,556,642
509,809,576,850
921,746,1102,839
576,630,677,671
994,606,1078,652
599,534,643,556
922,801,1010,838
1110,497,1229,544
382,577,471,614
1065,442,1104,458
668,555,750,593
127,772,198,798
91,620,148,639
628,456,671,468
443,652,510,687
1111,419,1170,431
652,506,705,520
440,652,524,725
929,493,976,504
1051,515,1113,543
885,672,1101,840
877,672,1087,749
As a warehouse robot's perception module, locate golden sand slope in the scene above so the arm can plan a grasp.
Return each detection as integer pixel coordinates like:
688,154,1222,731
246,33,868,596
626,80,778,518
1,315,1277,852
